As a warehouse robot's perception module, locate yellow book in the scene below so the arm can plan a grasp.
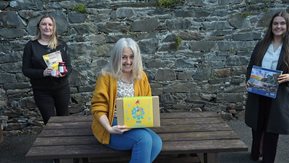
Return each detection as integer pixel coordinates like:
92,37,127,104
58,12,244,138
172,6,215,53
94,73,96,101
116,96,160,128
42,50,62,70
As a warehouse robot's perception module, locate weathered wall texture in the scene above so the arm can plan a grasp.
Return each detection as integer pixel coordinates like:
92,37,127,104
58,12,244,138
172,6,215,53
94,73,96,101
0,0,289,134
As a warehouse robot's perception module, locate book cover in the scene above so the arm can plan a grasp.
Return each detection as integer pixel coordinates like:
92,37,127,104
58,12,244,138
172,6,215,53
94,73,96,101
42,50,63,70
247,65,282,99
116,96,160,128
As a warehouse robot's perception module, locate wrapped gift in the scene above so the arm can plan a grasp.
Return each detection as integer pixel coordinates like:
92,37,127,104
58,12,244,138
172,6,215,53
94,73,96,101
116,96,160,128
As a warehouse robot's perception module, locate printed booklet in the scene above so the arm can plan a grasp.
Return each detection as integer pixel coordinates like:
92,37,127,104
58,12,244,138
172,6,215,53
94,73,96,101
42,50,62,70
247,65,282,99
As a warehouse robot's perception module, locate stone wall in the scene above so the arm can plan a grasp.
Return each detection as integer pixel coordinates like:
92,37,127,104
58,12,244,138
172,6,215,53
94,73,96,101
0,0,289,134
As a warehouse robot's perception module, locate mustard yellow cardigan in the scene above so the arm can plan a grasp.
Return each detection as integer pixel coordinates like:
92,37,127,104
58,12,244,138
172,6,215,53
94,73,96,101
91,71,152,144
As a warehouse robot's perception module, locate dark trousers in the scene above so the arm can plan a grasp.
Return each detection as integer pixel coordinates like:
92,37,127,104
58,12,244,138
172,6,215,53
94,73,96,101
33,85,70,124
251,96,279,163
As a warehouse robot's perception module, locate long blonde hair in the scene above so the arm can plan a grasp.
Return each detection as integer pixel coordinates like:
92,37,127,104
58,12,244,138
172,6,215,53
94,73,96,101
102,38,143,80
34,15,58,49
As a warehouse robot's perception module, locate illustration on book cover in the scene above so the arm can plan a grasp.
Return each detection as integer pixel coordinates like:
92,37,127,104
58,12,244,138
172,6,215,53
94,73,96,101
123,98,154,127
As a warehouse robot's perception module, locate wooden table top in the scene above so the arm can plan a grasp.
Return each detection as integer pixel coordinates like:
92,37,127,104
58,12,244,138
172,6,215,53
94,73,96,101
26,112,248,160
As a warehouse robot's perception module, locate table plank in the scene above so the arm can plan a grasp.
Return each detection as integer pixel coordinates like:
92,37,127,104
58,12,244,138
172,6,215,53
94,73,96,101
39,122,231,137
44,117,225,130
33,130,240,146
46,112,220,123
26,139,247,159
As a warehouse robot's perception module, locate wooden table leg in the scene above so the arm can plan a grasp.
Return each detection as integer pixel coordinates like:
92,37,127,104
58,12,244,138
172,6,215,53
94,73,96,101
198,153,219,163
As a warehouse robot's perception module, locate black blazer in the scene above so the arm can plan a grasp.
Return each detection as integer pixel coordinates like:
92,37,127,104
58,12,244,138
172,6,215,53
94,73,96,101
245,41,289,134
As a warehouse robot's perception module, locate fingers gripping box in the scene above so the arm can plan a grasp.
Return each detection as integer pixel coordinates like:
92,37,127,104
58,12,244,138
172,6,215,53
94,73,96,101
116,96,160,128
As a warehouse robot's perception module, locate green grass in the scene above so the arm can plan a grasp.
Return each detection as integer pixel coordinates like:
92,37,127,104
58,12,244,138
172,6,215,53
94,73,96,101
73,3,87,13
157,0,182,8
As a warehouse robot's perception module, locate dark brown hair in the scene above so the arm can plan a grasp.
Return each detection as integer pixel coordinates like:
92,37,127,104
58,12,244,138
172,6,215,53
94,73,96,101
255,11,289,72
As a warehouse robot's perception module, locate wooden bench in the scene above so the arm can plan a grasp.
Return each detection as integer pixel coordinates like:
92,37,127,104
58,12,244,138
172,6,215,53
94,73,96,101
25,112,248,163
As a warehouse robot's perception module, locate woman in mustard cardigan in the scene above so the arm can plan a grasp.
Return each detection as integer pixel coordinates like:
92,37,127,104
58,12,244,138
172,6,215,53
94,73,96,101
91,38,162,163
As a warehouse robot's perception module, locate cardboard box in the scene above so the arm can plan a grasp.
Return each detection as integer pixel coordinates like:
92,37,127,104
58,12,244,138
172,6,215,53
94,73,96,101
116,96,160,128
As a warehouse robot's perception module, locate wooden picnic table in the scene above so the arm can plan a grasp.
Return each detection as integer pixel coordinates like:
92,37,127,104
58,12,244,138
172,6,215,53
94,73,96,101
26,112,248,163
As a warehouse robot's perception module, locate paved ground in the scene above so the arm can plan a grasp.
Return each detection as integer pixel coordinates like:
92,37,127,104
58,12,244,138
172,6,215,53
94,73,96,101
0,115,288,163
218,118,289,163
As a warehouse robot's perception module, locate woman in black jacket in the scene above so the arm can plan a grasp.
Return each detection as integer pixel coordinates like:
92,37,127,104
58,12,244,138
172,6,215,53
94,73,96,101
245,11,289,163
22,15,72,124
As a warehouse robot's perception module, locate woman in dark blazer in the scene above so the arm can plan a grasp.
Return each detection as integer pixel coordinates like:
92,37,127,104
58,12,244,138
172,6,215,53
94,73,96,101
245,11,289,163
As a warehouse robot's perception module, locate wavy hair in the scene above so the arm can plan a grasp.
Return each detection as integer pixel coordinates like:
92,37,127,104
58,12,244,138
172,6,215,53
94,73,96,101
34,15,58,49
102,38,143,80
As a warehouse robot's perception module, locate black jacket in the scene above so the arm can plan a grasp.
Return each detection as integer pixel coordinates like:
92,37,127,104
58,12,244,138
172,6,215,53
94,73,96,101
245,41,289,134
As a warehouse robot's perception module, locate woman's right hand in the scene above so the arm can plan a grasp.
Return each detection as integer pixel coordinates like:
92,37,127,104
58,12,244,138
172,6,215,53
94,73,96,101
43,68,52,77
108,125,129,134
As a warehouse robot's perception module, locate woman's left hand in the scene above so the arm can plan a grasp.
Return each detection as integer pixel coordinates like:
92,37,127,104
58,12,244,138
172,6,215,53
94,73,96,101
278,74,289,84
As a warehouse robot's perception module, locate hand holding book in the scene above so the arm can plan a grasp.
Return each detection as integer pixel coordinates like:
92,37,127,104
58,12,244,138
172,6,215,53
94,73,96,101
277,74,289,84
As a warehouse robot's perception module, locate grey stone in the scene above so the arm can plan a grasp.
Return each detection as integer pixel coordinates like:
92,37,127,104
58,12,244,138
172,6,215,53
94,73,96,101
116,7,136,18
0,52,22,64
98,21,130,33
0,62,22,73
146,59,168,69
166,19,194,30
68,13,87,24
164,82,198,93
218,0,243,5
174,59,194,68
202,21,232,30
69,23,98,35
0,1,9,10
138,39,158,54
0,28,27,39
228,13,251,29
178,31,204,41
0,73,16,84
177,71,192,80
231,32,262,41
131,18,158,32
155,69,176,81
0,11,26,28
189,41,215,52
3,82,31,90
9,0,44,10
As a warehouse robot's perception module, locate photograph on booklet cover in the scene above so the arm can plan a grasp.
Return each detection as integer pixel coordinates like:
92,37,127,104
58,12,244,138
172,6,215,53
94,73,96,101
247,65,282,99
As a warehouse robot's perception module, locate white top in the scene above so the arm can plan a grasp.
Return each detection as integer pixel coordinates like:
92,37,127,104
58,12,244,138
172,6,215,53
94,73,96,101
261,43,282,70
117,80,134,97
115,80,134,117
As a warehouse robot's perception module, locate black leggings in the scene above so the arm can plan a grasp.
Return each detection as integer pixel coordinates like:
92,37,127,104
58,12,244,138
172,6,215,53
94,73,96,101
33,85,70,124
251,96,279,163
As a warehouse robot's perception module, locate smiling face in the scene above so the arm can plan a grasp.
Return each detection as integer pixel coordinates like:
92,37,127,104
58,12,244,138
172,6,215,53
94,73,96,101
39,17,54,38
121,47,134,74
272,16,287,37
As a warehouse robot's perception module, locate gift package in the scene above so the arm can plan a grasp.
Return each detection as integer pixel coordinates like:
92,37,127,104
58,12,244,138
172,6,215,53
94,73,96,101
116,96,160,128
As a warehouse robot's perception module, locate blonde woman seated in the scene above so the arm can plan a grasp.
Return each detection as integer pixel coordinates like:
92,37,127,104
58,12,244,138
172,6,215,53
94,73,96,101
91,38,162,163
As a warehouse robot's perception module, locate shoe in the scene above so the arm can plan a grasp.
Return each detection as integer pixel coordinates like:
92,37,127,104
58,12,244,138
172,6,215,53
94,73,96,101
250,152,260,161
